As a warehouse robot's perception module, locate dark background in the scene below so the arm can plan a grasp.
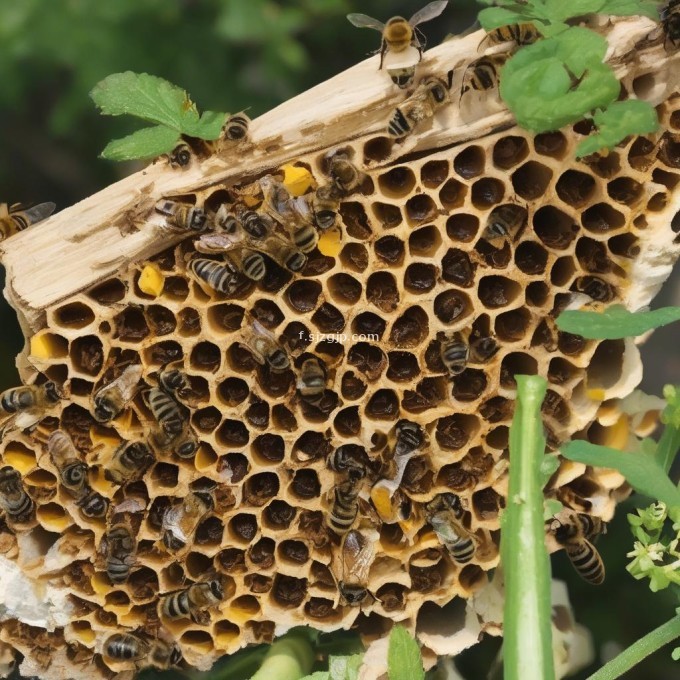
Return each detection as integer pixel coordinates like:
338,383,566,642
2,1,679,678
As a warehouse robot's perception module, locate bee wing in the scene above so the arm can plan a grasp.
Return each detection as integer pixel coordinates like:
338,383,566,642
18,202,57,224
343,531,375,581
194,232,242,254
347,13,385,31
409,0,448,27
110,364,144,402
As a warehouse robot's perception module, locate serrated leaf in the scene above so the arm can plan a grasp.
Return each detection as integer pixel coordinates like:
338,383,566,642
600,0,660,20
183,109,229,140
99,125,181,161
478,7,535,30
576,100,659,157
90,71,190,131
387,627,424,680
329,654,363,680
561,441,680,508
556,305,680,339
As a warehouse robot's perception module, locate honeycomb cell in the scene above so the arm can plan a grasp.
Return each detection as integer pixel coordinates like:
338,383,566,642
550,256,576,287
405,194,438,225
193,407,221,433
472,487,504,521
477,276,522,309
441,249,474,287
410,225,442,255
144,339,183,366
372,202,403,229
271,575,307,608
500,352,539,388
526,281,551,307
248,537,275,568
446,214,479,243
581,203,625,234
607,176,644,205
327,274,362,305
556,170,596,207
515,241,548,275
252,434,285,465
512,161,553,200
534,131,567,158
177,308,201,336
245,400,270,429
451,369,487,402
340,202,372,240
492,135,529,169
436,414,479,450
217,377,249,405
389,306,429,348
279,540,310,565
628,137,656,171
190,341,221,372
573,276,616,302
243,473,280,506
434,290,471,324
163,276,190,301
216,420,250,448
348,343,387,381
387,351,420,382
339,243,369,272
439,178,466,209
144,305,177,337
87,279,127,305
341,371,367,400
263,500,297,530
365,389,400,420
311,303,345,333
471,178,505,209
378,166,416,197
609,232,640,258
352,312,386,339
229,514,258,543
454,145,485,179
272,404,297,432
367,272,400,311
363,136,394,164
334,406,360,436
290,469,321,500
69,336,103,376
53,302,95,330
286,280,322,313
421,159,450,187
404,263,437,294
534,206,578,249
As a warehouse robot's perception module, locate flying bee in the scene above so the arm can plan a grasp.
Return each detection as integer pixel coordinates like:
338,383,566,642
103,520,137,584
387,75,451,138
0,466,34,523
238,320,291,373
394,419,424,457
188,257,244,295
482,204,527,241
440,334,469,376
326,475,362,535
347,1,449,88
297,357,327,405
159,579,224,623
338,530,375,605
105,441,154,485
47,430,88,497
92,364,143,422
311,183,341,230
425,493,478,564
0,202,56,241
155,199,208,233
0,381,60,416
329,155,366,195
550,511,606,585
103,633,148,662
77,489,109,519
222,112,250,141
460,54,508,99
161,491,214,552
482,22,539,48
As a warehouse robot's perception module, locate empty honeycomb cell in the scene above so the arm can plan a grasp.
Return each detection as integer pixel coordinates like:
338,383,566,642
216,547,246,575
576,237,613,274
647,191,668,212
533,206,578,249
339,243,369,272
248,537,276,569
500,352,539,388
451,369,488,402
607,176,644,205
436,414,479,450
471,178,505,209
476,240,512,270
146,304,177,336
341,371,367,401
243,472,280,507
290,469,321,499
454,145,485,179
378,166,416,198
365,389,400,420
409,225,442,256
574,275,616,302
628,137,657,171
479,396,513,423
387,351,420,382
634,214,649,230
434,290,472,325
547,357,579,385
263,500,296,530
585,150,621,178
53,302,95,330
531,319,557,352
458,564,486,592
293,430,332,463
69,335,103,376
581,203,626,233
532,130,566,158
150,462,179,488
446,214,479,243
69,377,93,397
403,376,447,413
526,281,551,307
177,308,201,337
180,630,214,652
404,263,437,294
352,311,386,340
609,232,640,258
405,194,438,225
363,136,394,164
659,135,680,168
229,514,258,543
421,159,450,187
327,274,362,305
441,248,474,287
372,202,403,230
44,364,68,384
311,303,345,333
367,272,400,312
113,307,149,343
334,406,360,436
251,434,285,465
654,168,680,191
192,407,221,433
306,598,339,619
515,241,549,275
472,487,504,521
477,276,522,309
271,574,307,608
226,343,257,373
162,276,190,301
550,257,576,287
512,161,553,200
555,169,596,207
389,306,429,348
373,236,404,267
194,516,225,547
492,135,529,169
189,341,221,373
632,71,657,99
487,424,509,449
279,540,310,565
586,339,625,391
216,420,250,449
144,339,183,366
246,576,273,595
438,178,467,209
245,400,270,429
86,278,127,305
340,202,371,239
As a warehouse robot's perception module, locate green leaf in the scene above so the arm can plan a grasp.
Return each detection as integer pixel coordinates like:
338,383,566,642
599,0,660,20
576,100,659,157
387,627,424,680
556,305,680,339
99,125,181,161
183,109,229,140
300,674,331,680
90,71,191,131
478,7,535,30
540,454,561,485
544,498,564,521
543,0,607,23
561,441,680,508
329,654,363,680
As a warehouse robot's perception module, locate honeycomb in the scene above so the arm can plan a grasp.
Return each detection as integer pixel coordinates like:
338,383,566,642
1,16,680,680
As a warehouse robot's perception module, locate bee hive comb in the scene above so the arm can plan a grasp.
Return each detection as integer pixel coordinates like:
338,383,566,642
1,14,680,679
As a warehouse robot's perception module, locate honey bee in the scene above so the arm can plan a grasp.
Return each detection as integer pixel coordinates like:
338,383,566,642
338,530,375,605
222,112,250,141
0,466,34,523
238,320,291,373
482,204,527,241
387,75,451,138
291,225,319,254
237,208,275,240
155,199,208,233
0,381,61,416
296,357,327,405
460,54,508,99
147,388,190,439
158,365,191,400
327,475,363,535
77,489,110,519
262,236,308,272
329,155,366,195
103,521,137,583
0,202,56,241
188,257,244,295
168,142,192,168
483,22,539,48
311,184,341,231
214,204,241,233
440,334,469,375
105,441,154,485
92,364,143,423
425,493,478,564
663,0,680,47
225,248,267,281
162,491,214,552
329,446,368,478
47,430,88,497
550,511,606,585
103,633,148,662
347,1,449,88
159,579,224,623
148,639,182,669
394,419,424,457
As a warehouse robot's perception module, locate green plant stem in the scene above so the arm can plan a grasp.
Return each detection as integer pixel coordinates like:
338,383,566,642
249,632,315,680
587,614,680,680
503,375,555,680
203,645,268,680
656,423,680,475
